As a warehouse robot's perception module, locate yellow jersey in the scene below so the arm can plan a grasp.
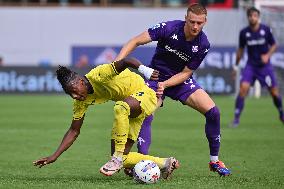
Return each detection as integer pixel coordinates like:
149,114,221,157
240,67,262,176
73,63,154,120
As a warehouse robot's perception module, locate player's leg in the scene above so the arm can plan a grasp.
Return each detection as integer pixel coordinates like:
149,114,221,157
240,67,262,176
184,89,231,176
258,66,284,124
137,98,163,155
101,85,157,176
124,100,179,179
137,80,163,155
123,152,179,179
100,97,143,176
137,115,153,155
269,87,284,123
231,65,255,127
165,78,230,176
231,81,250,127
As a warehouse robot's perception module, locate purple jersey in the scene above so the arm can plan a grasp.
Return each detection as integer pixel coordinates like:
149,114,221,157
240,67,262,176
148,20,210,81
239,24,276,67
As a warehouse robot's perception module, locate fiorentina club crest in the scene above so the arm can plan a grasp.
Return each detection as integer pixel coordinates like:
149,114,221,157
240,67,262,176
192,46,198,52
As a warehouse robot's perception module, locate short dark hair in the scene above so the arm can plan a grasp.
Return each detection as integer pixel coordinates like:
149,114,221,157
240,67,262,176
247,7,260,17
187,3,207,16
56,65,78,93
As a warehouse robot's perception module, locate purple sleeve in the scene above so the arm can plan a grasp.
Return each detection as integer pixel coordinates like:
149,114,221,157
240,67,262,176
186,43,210,70
239,30,246,48
147,22,168,41
267,27,276,46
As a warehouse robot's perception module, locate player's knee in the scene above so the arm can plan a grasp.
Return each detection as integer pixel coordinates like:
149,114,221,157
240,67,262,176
239,85,249,97
113,101,130,117
205,106,220,122
270,87,279,97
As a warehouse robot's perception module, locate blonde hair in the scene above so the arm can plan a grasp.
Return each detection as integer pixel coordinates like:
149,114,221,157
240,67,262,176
187,3,207,16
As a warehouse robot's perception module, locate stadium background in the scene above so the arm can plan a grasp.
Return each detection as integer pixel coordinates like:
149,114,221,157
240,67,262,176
0,0,284,188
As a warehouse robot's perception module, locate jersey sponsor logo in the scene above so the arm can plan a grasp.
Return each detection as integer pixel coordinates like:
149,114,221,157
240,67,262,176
192,46,198,52
164,45,190,61
151,22,166,30
171,34,178,40
247,38,266,46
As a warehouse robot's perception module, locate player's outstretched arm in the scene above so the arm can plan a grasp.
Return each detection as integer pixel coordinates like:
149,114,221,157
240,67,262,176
33,117,84,168
113,57,159,80
115,31,152,61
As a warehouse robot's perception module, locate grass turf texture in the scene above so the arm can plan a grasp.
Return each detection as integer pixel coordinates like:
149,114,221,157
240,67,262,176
0,95,283,189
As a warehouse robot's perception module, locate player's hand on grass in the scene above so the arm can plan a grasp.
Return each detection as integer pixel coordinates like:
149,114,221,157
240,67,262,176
157,82,165,98
150,70,159,80
33,156,57,168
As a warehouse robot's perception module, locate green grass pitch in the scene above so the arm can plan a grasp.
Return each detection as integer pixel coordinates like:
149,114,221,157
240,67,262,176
0,95,283,188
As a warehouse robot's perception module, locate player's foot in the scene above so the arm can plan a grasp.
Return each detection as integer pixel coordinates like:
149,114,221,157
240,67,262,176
100,156,123,176
209,160,231,177
160,157,180,179
123,168,134,177
229,118,239,128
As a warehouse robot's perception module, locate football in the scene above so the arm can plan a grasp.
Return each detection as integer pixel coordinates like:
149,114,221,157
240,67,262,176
133,160,160,184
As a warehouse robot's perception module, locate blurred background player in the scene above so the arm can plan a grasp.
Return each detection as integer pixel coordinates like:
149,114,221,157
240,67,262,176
231,7,284,127
115,3,230,176
33,57,179,179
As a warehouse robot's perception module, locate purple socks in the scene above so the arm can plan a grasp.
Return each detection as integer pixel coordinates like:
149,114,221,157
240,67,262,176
234,95,244,121
205,106,221,156
273,95,283,118
137,115,153,155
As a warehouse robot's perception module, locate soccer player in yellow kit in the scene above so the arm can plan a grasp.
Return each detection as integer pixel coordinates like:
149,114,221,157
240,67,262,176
33,57,179,179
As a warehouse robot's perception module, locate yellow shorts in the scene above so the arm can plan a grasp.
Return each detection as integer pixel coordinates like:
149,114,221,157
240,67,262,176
111,84,157,141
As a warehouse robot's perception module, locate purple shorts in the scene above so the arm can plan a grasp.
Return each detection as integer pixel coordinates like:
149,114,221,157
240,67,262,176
146,77,202,103
241,64,278,88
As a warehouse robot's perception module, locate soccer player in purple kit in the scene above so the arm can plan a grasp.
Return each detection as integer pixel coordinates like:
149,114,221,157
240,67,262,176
231,7,284,127
115,3,231,176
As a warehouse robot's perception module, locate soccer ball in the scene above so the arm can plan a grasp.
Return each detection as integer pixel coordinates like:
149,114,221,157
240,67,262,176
133,160,160,184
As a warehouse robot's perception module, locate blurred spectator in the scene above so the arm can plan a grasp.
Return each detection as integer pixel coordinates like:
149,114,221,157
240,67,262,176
75,54,89,68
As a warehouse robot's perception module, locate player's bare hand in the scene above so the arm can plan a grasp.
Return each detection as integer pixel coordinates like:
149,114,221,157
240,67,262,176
156,82,165,98
261,54,269,64
33,156,57,168
150,70,159,80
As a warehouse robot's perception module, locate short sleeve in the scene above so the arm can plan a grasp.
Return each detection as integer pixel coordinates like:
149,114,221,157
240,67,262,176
73,100,89,120
186,43,210,70
239,30,246,48
147,22,168,41
86,63,118,83
267,27,276,46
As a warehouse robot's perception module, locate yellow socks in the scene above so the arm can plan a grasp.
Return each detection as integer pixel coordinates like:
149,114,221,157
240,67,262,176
112,101,130,153
123,152,166,169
